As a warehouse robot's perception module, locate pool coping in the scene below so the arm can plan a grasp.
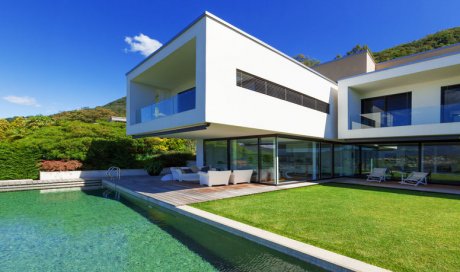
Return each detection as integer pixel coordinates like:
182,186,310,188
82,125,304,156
104,180,391,272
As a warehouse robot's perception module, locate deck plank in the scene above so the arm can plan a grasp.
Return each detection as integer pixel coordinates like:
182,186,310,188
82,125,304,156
103,176,321,206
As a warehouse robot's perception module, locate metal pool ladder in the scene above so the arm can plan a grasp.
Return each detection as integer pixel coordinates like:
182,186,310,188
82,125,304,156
103,166,121,200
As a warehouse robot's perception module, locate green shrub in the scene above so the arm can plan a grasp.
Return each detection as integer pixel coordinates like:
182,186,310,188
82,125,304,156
0,115,196,179
0,143,41,180
144,152,195,176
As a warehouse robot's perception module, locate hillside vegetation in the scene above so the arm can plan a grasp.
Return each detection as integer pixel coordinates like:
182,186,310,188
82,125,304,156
296,26,460,66
102,97,126,116
0,107,194,180
373,27,460,62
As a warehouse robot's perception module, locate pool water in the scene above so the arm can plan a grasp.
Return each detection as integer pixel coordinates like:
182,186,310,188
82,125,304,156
0,189,323,271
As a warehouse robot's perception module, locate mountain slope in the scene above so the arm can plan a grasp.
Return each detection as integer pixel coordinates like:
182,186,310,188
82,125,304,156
102,97,126,116
373,27,460,62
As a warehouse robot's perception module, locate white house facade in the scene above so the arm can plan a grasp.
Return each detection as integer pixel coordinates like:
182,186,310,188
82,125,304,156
127,12,460,185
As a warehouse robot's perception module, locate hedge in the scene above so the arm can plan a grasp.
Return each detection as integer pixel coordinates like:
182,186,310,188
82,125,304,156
144,152,195,176
0,144,41,180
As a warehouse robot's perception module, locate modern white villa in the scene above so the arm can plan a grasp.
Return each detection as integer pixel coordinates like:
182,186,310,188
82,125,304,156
126,12,460,185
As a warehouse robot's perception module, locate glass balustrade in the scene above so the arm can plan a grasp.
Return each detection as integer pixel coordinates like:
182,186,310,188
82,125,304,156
349,103,460,129
137,88,196,124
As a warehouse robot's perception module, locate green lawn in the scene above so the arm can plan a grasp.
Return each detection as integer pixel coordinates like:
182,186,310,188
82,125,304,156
191,183,460,272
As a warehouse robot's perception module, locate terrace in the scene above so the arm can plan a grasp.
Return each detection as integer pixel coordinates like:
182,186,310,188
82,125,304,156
102,175,460,272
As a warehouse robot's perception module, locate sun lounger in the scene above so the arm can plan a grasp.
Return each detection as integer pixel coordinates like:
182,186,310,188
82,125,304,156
400,172,429,186
366,168,387,182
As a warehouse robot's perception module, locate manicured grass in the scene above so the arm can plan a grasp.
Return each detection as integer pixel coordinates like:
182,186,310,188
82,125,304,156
191,183,460,272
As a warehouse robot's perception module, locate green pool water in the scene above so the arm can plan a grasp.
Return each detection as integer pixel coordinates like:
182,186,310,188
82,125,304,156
0,189,323,271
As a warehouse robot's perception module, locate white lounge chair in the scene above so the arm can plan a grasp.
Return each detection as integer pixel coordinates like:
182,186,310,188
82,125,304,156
400,172,429,186
366,168,387,182
230,169,253,184
199,171,231,187
170,167,199,182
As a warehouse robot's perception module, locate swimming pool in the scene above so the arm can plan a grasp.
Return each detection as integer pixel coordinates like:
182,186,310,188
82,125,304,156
0,189,323,271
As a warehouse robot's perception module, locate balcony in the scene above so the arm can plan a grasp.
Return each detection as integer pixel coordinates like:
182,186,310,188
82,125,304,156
137,88,196,124
349,104,460,130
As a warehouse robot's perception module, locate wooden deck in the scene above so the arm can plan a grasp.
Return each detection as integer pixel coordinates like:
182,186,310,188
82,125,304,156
102,176,321,206
102,176,460,207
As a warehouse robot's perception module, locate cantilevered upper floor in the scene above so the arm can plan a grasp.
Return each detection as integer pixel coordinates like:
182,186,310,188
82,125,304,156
126,12,338,141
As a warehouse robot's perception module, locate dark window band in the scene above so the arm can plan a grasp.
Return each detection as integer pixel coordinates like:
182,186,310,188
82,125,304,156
236,69,330,114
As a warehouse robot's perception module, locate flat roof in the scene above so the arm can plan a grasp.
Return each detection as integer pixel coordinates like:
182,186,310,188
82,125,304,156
126,11,337,85
338,50,460,82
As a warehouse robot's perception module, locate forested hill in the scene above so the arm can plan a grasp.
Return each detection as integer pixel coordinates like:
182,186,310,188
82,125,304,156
102,97,126,116
295,26,460,66
373,27,460,62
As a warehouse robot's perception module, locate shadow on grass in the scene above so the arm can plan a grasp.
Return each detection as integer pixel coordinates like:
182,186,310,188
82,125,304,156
318,182,460,200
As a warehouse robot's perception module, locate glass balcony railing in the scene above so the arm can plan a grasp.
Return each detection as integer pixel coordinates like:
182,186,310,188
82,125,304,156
349,105,460,130
137,88,196,124
139,98,176,123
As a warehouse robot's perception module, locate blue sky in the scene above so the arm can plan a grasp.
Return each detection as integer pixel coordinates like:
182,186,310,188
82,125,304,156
0,0,459,118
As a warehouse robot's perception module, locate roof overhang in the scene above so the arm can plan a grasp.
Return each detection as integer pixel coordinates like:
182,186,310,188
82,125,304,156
340,52,460,92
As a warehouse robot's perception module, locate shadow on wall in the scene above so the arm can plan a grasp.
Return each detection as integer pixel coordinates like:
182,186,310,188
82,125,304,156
321,86,338,139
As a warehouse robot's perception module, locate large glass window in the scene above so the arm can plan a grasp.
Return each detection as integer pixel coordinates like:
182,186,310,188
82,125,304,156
204,140,228,170
361,92,411,128
278,138,319,182
177,88,196,113
320,143,333,179
360,144,419,179
422,143,460,185
334,145,359,177
441,84,460,123
260,137,276,184
230,138,259,182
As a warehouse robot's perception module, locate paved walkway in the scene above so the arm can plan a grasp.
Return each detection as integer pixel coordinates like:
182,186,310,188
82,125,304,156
102,176,322,206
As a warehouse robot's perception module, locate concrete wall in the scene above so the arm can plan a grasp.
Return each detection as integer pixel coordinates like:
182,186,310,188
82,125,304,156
338,53,460,139
204,15,338,140
126,19,207,136
40,169,149,180
312,50,375,82
195,139,204,167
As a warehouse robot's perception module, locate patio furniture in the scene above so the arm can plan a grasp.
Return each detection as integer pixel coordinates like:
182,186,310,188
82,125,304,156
366,168,388,182
199,170,231,187
230,169,253,184
170,167,199,182
400,172,429,186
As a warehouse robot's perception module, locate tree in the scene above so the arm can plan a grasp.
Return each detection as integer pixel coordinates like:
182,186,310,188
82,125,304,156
0,119,10,140
293,54,321,67
346,44,369,56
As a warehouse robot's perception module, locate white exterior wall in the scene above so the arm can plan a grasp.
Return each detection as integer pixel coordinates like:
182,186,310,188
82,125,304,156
339,53,460,139
195,139,204,167
204,16,338,140
126,20,207,136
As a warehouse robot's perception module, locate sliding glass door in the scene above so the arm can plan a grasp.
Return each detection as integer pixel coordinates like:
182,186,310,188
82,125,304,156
260,137,276,184
320,143,333,179
204,140,228,170
230,138,259,182
277,138,319,182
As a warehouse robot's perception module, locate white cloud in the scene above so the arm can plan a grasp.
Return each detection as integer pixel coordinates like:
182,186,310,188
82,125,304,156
124,33,162,56
3,95,41,107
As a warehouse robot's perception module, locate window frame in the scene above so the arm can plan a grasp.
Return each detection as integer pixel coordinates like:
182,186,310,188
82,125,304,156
441,83,460,123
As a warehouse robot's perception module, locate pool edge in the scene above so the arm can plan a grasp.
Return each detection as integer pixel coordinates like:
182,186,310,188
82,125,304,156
103,180,391,272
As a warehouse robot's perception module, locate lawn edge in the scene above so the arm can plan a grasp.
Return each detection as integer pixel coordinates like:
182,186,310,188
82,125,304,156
178,205,391,272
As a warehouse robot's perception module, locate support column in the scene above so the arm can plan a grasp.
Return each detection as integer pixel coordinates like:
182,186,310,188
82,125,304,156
196,139,204,168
